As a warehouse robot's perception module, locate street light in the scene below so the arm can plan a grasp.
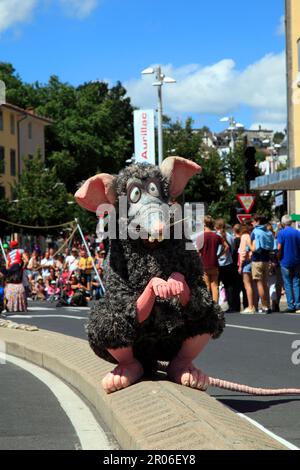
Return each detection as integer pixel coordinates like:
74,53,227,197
141,66,176,166
220,116,244,152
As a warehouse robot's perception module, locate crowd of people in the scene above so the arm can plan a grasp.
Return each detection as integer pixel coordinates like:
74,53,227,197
197,214,300,314
0,238,107,313
1,212,300,315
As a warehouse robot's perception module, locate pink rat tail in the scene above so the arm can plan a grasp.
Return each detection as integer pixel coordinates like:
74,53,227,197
208,377,300,396
157,362,300,395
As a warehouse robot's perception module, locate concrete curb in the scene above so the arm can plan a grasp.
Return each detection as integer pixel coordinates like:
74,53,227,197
0,328,287,450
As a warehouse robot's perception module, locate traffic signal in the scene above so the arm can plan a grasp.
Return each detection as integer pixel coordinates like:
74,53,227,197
245,146,257,182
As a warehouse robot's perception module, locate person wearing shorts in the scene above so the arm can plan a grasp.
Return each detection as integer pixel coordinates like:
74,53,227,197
238,222,257,314
197,216,226,304
251,215,274,314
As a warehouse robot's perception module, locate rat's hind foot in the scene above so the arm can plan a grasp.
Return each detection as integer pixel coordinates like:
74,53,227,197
102,359,144,394
167,359,209,391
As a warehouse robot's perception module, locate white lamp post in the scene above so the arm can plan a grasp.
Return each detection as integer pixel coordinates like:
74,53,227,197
220,116,244,152
141,66,176,166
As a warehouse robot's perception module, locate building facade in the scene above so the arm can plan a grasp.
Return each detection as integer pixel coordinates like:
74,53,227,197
0,103,52,200
286,0,300,213
251,0,300,216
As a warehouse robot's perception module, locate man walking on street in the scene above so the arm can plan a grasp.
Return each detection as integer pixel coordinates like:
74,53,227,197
251,215,274,314
197,215,227,304
277,215,300,313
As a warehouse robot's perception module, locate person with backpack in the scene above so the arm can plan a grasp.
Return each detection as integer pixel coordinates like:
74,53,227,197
6,241,24,269
250,214,274,314
215,219,241,313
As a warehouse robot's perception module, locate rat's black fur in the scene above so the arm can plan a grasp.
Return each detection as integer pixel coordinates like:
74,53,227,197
87,163,225,372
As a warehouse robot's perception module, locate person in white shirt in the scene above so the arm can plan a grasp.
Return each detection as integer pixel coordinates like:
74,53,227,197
41,251,54,280
64,248,79,273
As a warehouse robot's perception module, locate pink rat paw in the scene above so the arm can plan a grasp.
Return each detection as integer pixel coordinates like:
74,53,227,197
102,359,144,394
168,272,191,305
167,358,209,391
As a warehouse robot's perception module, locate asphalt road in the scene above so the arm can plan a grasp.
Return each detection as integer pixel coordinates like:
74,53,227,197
2,301,300,449
0,361,80,450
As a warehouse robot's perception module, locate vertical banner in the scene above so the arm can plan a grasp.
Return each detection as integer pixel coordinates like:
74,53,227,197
134,109,155,165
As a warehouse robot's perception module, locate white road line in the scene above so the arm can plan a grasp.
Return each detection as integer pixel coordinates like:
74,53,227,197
27,306,90,311
237,413,299,450
227,324,300,336
5,354,114,450
6,314,87,320
27,306,58,311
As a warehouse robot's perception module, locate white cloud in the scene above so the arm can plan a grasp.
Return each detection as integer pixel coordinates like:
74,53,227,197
59,0,98,19
0,0,98,33
125,52,287,129
277,15,285,36
0,0,38,33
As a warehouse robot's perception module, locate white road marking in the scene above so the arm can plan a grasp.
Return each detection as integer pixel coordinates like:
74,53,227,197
27,306,90,311
227,324,299,336
27,306,58,311
6,315,86,320
237,413,299,450
5,354,114,450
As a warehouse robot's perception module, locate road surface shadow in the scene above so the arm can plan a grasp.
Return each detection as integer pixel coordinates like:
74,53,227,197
217,397,300,413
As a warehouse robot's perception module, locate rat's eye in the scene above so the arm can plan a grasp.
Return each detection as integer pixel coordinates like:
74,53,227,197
129,186,141,203
147,182,159,197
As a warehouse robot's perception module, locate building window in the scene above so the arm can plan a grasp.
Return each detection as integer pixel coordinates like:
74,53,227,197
0,110,3,131
28,122,32,139
10,114,15,134
0,186,5,199
298,38,300,72
10,149,16,176
0,146,5,174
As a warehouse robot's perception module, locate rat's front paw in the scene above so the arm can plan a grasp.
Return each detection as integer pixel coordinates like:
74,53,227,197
168,273,191,305
151,277,171,299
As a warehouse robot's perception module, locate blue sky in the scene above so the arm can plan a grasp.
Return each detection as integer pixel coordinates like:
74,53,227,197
0,0,286,131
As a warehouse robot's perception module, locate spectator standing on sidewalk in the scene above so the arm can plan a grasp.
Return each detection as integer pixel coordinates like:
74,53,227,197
232,224,249,312
197,215,226,304
251,214,274,314
238,221,257,313
277,215,300,313
5,264,27,313
6,241,24,269
215,219,241,313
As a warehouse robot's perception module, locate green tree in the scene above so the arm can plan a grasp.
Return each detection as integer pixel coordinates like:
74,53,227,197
0,185,10,234
34,78,134,191
163,118,274,223
0,63,29,107
10,150,73,235
273,132,285,145
0,64,135,193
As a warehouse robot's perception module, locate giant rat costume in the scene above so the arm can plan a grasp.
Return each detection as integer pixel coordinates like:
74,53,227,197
75,157,300,396
75,157,224,393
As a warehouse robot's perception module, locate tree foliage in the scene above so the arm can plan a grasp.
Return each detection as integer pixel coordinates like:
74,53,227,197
0,62,275,230
0,64,135,193
8,150,73,234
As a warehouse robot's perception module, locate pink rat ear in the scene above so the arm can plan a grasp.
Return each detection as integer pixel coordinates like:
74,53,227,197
160,156,202,198
74,173,116,212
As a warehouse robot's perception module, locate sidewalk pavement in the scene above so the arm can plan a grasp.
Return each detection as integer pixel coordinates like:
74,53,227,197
0,327,288,450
